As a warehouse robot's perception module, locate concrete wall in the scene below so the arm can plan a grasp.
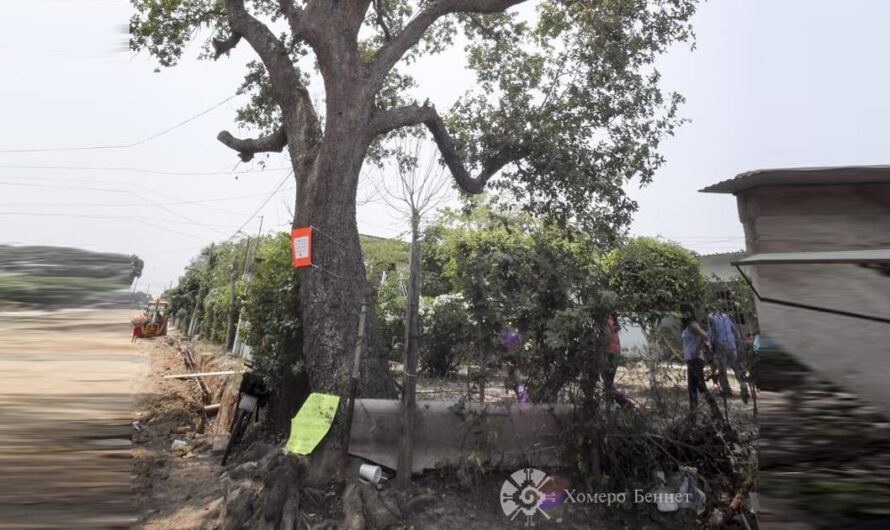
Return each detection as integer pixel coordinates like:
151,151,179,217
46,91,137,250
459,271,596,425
737,183,890,412
699,252,745,282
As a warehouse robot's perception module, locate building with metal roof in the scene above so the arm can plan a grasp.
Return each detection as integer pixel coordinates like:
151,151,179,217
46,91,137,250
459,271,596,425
700,165,890,194
701,165,890,413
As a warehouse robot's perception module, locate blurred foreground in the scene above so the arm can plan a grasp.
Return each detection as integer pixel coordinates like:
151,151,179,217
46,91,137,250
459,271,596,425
0,308,145,529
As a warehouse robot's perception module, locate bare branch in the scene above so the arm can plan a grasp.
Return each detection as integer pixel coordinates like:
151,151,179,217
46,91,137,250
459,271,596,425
370,103,438,136
211,32,242,59
371,138,451,225
371,103,528,194
217,126,287,162
368,0,529,88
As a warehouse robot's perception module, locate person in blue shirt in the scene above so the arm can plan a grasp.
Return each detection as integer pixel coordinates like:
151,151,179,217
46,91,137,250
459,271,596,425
680,302,720,418
707,301,750,404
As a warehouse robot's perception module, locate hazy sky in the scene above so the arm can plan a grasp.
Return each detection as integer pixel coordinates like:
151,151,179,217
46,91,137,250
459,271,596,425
1,0,888,294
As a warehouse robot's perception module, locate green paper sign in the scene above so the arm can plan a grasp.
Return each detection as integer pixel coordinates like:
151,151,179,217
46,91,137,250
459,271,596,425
285,393,341,455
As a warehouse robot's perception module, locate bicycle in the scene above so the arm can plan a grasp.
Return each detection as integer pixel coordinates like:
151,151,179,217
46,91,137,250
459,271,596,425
221,371,268,466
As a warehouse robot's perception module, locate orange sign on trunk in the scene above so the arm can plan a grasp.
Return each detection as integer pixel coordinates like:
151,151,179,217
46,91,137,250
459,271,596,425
291,227,313,268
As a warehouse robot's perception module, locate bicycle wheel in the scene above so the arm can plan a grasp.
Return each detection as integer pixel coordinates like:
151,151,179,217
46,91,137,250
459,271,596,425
221,409,249,466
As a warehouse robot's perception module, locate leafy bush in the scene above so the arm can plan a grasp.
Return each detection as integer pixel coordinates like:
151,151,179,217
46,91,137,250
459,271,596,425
419,294,475,377
431,201,617,401
604,236,708,333
240,233,303,390
361,235,409,362
165,239,251,336
373,264,407,362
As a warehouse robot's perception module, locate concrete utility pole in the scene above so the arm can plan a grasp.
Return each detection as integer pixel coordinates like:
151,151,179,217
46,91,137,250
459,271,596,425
233,215,263,357
231,236,251,356
225,254,239,351
187,243,215,341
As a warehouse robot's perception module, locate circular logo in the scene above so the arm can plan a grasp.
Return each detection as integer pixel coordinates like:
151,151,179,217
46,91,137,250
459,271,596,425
500,468,555,525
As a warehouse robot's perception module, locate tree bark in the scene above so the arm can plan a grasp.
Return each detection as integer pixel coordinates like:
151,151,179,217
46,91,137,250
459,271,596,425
396,213,421,489
293,111,396,407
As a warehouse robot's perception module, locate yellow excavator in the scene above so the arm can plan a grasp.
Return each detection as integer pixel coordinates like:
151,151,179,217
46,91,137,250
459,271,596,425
139,298,169,338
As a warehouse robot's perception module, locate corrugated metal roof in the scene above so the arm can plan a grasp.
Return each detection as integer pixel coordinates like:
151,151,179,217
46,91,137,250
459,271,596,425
733,249,890,266
698,250,746,258
699,165,890,194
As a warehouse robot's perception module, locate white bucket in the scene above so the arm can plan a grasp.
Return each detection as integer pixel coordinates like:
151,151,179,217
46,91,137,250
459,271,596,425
359,464,382,485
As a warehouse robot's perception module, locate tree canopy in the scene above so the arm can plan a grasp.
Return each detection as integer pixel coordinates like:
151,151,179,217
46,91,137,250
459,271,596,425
131,0,697,237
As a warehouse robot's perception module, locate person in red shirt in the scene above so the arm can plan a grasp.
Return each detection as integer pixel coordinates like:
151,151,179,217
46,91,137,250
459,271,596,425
602,313,632,408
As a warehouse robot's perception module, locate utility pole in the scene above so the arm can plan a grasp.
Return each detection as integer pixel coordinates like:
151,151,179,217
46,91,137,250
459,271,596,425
225,253,239,351
252,215,264,273
232,237,250,357
232,215,262,357
241,236,252,275
187,243,215,341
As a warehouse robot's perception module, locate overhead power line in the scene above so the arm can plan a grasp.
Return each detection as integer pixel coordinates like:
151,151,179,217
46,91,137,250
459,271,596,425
0,186,296,209
0,176,296,219
228,172,293,241
0,210,238,229
0,164,292,177
0,212,212,241
0,94,238,154
0,178,230,237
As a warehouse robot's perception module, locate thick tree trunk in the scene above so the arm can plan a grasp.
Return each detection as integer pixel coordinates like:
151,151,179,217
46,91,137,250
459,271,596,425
294,113,396,405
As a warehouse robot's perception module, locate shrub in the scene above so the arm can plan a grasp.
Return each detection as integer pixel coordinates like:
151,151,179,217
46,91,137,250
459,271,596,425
604,237,708,334
240,233,303,390
419,294,475,377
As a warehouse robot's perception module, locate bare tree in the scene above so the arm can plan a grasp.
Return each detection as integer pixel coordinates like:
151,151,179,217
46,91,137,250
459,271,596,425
373,139,451,489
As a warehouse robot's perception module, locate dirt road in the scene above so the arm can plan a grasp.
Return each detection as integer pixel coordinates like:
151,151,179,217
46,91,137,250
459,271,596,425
0,308,146,529
131,336,235,530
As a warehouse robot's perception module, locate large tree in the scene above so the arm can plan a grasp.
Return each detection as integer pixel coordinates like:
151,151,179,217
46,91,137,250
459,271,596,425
130,0,697,399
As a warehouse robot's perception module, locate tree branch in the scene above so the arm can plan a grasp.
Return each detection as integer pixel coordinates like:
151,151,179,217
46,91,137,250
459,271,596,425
277,0,304,33
211,32,242,59
368,0,528,88
217,126,287,162
466,14,499,41
224,0,302,106
220,0,322,164
371,103,527,194
373,0,393,41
